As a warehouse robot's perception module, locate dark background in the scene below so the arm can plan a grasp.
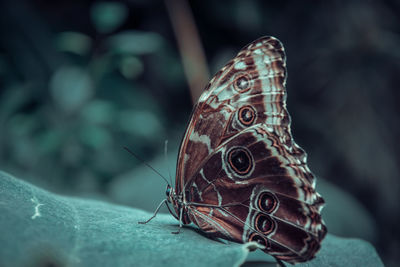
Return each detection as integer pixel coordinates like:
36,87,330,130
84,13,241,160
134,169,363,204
0,0,399,266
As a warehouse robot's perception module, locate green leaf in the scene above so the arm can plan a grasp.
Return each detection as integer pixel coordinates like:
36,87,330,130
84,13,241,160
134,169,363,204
117,109,163,137
0,171,249,267
0,171,384,266
91,2,128,34
245,234,384,266
119,56,144,79
107,30,164,55
49,66,93,113
55,31,92,55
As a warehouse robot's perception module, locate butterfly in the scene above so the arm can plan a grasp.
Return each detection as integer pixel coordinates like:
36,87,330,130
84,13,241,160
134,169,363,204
142,36,327,264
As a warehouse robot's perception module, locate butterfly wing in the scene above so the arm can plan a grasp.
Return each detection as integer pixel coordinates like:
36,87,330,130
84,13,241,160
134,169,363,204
176,36,290,192
175,36,326,263
185,125,326,263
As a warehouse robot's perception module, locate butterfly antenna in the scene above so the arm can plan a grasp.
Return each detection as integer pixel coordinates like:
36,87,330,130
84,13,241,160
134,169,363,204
164,140,174,186
123,146,170,186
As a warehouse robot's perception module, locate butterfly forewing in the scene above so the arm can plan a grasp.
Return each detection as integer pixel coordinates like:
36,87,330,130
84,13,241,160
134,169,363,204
173,36,326,263
176,37,289,190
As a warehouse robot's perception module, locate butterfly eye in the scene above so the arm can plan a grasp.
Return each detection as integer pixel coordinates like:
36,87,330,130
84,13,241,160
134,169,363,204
238,105,256,126
255,214,275,234
166,185,171,198
233,74,251,93
258,192,278,213
227,147,253,176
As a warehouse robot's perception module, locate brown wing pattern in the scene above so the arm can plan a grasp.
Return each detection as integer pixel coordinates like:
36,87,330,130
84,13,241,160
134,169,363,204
176,36,292,192
185,126,326,263
175,36,326,263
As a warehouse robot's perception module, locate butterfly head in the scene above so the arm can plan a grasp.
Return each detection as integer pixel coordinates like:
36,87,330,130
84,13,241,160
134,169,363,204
165,184,191,224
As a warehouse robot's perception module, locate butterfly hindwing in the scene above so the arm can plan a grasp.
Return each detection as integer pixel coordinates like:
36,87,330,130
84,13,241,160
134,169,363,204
185,125,325,262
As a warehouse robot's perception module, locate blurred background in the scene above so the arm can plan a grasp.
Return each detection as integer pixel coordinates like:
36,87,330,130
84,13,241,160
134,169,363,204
0,0,399,266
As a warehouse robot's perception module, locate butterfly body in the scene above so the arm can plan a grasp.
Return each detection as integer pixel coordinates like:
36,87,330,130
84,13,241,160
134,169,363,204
166,36,326,263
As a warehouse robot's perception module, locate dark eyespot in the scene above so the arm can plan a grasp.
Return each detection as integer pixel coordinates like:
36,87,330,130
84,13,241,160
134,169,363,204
227,147,253,175
249,233,267,248
238,105,256,126
255,214,275,234
258,192,278,213
233,74,251,93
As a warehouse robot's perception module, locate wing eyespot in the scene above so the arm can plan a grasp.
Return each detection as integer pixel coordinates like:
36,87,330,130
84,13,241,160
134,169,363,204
233,73,252,93
237,105,256,126
255,214,275,234
258,192,278,213
248,232,270,250
226,146,254,177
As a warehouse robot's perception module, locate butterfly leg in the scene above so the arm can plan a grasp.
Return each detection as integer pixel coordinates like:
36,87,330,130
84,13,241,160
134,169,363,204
171,207,184,234
138,199,167,224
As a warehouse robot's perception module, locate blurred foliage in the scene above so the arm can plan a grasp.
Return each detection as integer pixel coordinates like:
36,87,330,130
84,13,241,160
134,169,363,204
0,0,399,266
91,1,128,34
0,0,190,196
